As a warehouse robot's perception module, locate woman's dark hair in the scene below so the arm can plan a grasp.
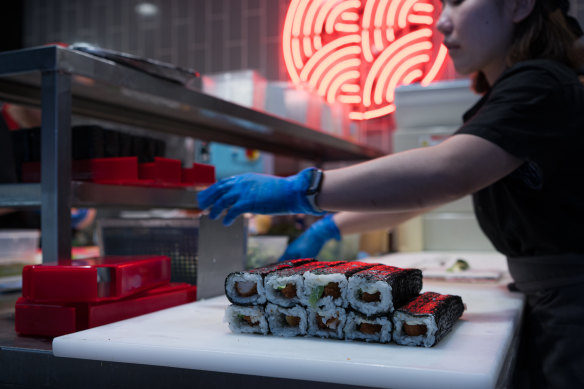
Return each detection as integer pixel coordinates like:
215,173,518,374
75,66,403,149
472,0,583,94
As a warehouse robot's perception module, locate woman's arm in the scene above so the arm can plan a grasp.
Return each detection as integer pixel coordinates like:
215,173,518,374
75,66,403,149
318,134,523,212
197,134,523,226
278,208,432,261
333,207,434,235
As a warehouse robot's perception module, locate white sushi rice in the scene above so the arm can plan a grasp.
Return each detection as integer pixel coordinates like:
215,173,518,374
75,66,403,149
307,307,347,339
302,272,348,308
347,277,393,316
392,311,438,347
225,272,266,305
344,311,392,343
264,273,305,307
265,303,307,337
224,304,269,335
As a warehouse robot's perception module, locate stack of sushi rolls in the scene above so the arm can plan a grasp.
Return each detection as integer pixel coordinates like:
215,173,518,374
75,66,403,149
302,261,379,339
392,291,465,348
263,261,343,336
265,261,347,336
225,258,316,306
224,258,317,335
224,260,464,347
344,265,422,343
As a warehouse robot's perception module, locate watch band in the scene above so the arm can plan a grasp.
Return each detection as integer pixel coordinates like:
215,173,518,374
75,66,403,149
305,168,324,212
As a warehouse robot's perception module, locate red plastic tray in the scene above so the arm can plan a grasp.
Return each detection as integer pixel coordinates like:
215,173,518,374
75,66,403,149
181,162,216,186
15,282,197,337
21,157,153,185
21,157,215,188
90,156,153,185
139,157,182,184
22,255,171,303
22,157,215,188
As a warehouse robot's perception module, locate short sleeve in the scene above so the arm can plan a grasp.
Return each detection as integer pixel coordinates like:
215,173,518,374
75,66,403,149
455,61,572,160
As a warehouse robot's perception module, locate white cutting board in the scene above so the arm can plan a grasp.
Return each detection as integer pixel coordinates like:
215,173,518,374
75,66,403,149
53,270,523,389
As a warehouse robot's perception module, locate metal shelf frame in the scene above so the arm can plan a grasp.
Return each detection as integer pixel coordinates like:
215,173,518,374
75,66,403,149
0,45,385,264
0,182,200,209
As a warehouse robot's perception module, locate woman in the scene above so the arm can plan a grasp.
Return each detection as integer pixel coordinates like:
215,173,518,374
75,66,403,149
198,0,584,387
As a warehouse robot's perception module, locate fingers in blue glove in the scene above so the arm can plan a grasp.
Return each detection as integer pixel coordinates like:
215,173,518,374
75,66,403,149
197,168,326,227
197,177,236,211
208,190,239,220
71,208,90,229
223,201,251,226
277,214,340,261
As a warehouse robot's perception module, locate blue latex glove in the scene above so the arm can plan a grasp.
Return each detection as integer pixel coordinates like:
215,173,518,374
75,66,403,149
71,208,89,229
278,214,340,261
197,168,326,226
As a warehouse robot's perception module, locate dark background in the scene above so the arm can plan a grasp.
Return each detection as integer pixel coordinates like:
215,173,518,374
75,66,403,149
1,1,24,52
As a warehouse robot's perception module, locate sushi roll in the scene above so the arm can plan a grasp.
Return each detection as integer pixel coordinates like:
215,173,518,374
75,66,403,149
302,262,377,309
307,306,347,339
344,311,392,343
224,304,269,335
265,303,308,337
392,291,465,347
264,261,343,307
347,265,422,316
225,258,316,305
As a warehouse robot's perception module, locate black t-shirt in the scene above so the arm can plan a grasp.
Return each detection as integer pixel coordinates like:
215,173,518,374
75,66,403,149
455,59,584,257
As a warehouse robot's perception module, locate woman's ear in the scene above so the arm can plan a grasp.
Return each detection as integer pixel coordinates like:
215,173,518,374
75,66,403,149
512,0,536,23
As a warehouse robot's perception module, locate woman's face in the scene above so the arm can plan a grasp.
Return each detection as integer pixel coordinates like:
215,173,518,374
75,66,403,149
437,0,516,83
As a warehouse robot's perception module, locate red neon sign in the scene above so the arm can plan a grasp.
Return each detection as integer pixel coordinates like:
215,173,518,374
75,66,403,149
283,0,447,120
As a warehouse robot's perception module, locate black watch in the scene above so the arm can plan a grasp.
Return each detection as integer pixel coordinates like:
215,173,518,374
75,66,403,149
306,168,324,212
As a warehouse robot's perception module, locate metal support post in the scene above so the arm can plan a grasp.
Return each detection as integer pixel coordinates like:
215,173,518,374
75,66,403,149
40,70,72,265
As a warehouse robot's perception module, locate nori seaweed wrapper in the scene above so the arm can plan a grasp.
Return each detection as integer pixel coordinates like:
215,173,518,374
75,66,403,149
269,261,345,278
395,291,464,347
354,265,423,308
246,258,317,277
398,291,464,317
307,261,378,276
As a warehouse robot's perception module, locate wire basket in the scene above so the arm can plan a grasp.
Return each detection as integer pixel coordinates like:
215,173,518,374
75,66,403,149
97,218,199,285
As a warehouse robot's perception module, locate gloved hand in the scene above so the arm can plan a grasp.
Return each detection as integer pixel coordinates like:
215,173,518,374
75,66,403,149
197,168,326,226
71,208,89,229
33,208,93,229
278,214,340,261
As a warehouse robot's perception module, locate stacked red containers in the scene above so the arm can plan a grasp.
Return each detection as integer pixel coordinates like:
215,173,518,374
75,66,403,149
21,157,216,188
15,255,197,337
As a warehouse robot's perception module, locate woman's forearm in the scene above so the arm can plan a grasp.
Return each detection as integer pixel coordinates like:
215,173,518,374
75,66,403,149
317,134,522,213
332,208,433,235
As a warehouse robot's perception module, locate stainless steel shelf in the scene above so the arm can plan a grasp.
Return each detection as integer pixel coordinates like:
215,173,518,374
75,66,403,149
0,182,199,209
0,183,42,208
0,45,385,162
0,45,385,263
